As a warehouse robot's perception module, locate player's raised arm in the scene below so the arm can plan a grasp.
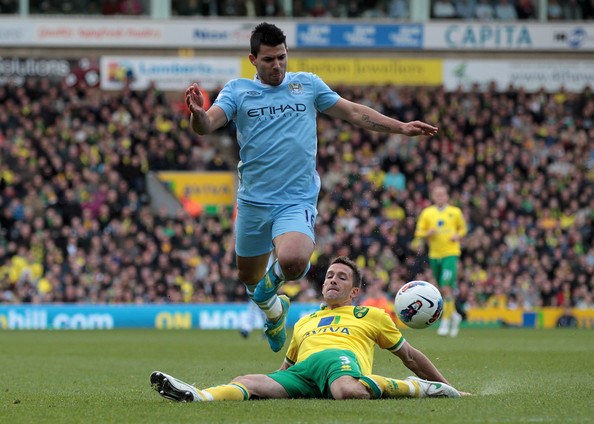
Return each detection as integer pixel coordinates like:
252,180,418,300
185,83,228,135
323,98,438,137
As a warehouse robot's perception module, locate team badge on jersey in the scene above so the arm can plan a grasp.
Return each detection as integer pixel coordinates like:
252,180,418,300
289,83,302,94
353,306,369,319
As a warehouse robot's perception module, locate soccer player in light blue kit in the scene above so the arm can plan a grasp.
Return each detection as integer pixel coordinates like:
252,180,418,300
185,22,438,352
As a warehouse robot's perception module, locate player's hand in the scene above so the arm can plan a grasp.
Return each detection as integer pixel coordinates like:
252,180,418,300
185,83,205,115
459,391,473,396
402,121,438,137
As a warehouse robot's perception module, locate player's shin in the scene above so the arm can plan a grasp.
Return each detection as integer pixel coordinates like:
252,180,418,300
438,297,455,335
360,375,419,398
245,283,283,322
442,297,455,320
202,383,250,401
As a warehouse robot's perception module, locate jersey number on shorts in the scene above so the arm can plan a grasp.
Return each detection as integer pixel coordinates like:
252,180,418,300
305,210,315,228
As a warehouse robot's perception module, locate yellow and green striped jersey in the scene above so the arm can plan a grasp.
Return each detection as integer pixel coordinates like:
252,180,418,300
415,204,467,259
285,305,405,375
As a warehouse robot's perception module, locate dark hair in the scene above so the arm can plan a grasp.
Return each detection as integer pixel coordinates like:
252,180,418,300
330,256,362,288
250,22,286,57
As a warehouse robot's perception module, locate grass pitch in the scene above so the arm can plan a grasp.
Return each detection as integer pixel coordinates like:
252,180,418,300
1,328,592,424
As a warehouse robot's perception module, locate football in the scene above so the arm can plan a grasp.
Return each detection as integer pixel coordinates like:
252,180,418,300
394,281,443,329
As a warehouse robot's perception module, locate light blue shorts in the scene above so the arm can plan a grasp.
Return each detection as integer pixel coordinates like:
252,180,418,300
235,199,317,258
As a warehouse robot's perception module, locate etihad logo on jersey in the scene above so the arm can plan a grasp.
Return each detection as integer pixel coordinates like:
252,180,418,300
247,103,307,119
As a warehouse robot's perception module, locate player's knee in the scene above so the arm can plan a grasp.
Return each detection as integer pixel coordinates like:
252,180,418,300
332,383,371,400
231,375,250,385
230,374,263,389
276,255,309,280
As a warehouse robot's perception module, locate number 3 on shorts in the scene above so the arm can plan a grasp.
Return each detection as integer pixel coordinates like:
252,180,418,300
339,356,350,365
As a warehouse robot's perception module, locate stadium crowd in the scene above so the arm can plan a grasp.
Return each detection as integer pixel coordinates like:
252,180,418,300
2,0,593,21
0,72,593,317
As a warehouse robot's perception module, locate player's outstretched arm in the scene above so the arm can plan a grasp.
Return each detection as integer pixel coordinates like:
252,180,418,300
324,98,438,137
185,83,227,135
394,342,451,385
394,343,472,395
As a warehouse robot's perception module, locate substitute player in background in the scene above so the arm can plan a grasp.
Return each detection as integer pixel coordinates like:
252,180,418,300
184,22,438,352
414,185,467,337
151,257,470,402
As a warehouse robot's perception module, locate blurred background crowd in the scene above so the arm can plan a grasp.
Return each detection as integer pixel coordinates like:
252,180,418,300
0,72,592,317
1,0,594,21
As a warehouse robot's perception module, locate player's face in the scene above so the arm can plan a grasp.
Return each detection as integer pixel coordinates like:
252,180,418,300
322,263,359,307
249,44,287,86
432,187,449,207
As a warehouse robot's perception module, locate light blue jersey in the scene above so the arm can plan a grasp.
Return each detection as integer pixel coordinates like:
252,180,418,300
213,72,340,205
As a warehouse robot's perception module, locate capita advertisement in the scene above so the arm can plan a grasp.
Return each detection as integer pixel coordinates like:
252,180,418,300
100,56,240,91
1,18,592,51
240,57,442,86
443,59,594,92
424,22,594,50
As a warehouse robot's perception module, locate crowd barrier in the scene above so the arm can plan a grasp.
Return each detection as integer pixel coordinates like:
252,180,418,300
1,304,592,330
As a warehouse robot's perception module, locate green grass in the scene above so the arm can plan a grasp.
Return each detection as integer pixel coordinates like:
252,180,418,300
1,328,592,424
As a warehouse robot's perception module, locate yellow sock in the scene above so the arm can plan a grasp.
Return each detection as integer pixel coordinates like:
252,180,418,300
360,375,419,398
442,298,454,320
202,383,249,401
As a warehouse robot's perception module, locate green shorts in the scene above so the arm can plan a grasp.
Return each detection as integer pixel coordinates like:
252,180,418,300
267,349,362,399
429,256,459,288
